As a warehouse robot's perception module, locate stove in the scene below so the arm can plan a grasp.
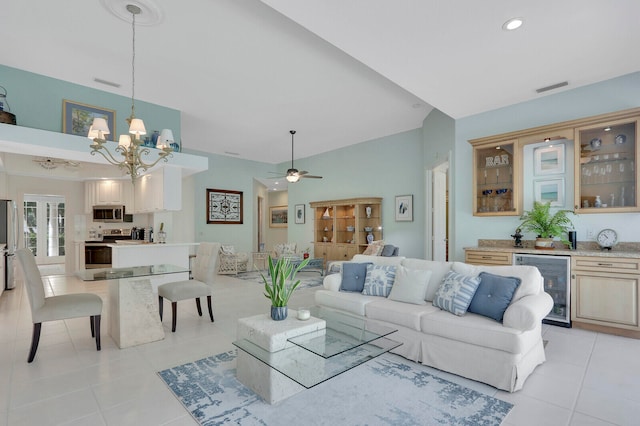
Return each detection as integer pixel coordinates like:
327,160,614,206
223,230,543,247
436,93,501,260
84,228,132,268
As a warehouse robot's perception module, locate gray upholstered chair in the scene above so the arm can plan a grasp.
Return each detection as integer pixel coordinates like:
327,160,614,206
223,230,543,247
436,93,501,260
158,242,220,332
15,248,103,363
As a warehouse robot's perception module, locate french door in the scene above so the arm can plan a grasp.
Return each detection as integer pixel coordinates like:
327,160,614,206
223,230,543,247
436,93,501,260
23,195,66,264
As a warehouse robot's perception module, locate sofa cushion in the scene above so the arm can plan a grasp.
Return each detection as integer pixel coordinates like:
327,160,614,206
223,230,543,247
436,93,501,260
362,240,385,255
452,262,542,303
401,259,453,301
340,262,372,292
420,309,540,354
388,266,432,305
362,265,397,297
314,289,379,316
353,254,405,267
380,244,397,257
432,271,481,316
468,272,521,322
366,299,438,331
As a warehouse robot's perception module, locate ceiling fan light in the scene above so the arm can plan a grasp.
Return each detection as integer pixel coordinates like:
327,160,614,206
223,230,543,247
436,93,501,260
286,174,299,183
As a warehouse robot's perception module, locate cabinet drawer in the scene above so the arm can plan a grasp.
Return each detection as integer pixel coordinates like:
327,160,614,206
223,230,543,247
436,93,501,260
572,256,640,274
465,250,511,265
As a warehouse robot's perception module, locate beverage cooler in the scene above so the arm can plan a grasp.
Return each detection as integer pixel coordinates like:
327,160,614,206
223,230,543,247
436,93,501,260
513,253,571,327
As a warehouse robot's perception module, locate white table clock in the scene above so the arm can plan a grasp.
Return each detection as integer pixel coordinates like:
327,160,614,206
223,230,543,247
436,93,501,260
596,229,618,250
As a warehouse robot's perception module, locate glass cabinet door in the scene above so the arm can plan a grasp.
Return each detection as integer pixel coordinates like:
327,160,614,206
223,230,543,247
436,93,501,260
575,117,639,212
473,139,519,216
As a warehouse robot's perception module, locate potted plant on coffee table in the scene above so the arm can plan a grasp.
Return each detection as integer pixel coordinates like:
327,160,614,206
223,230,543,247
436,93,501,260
519,201,574,249
262,255,310,320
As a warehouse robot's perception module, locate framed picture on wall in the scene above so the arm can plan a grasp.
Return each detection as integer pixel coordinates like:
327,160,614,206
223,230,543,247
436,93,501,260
294,204,305,224
270,206,288,228
534,144,565,175
206,188,243,224
534,178,565,207
395,195,413,221
62,100,116,141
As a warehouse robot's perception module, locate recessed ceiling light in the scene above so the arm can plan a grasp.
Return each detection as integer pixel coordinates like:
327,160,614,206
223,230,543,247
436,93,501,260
502,18,524,31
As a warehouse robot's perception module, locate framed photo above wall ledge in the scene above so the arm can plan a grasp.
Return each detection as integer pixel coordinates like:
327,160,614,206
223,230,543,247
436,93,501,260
207,188,243,224
395,195,413,221
270,205,288,228
534,144,565,175
62,100,116,141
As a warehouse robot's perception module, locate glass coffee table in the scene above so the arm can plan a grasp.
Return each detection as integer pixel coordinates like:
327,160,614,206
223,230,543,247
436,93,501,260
233,306,401,403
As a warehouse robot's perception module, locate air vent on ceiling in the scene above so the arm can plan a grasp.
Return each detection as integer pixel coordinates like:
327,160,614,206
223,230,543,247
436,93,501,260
536,81,569,94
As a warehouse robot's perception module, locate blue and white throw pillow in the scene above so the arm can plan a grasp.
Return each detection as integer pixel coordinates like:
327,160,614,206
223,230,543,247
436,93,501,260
362,265,397,297
432,271,481,316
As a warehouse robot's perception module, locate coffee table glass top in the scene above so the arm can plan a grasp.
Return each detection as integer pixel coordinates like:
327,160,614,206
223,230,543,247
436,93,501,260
287,306,398,358
233,306,401,389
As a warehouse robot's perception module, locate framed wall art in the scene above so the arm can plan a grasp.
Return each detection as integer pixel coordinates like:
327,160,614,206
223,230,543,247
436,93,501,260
207,188,243,224
269,205,288,228
294,204,305,224
534,144,565,175
395,195,413,221
63,100,116,141
534,178,564,207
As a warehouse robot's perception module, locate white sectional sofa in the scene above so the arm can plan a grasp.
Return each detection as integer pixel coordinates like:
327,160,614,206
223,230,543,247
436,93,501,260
315,254,553,392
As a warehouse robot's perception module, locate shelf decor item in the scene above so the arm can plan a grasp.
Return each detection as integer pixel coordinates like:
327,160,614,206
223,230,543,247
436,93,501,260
534,144,565,175
262,256,310,321
519,201,574,249
269,205,288,228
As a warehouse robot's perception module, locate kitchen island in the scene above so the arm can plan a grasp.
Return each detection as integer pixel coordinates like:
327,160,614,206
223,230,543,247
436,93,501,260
109,242,197,292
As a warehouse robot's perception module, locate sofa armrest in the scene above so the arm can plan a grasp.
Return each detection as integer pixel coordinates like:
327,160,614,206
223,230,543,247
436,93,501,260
503,292,553,331
323,273,342,292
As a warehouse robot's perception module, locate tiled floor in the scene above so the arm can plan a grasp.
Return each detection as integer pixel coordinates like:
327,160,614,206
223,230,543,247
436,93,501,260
0,272,639,425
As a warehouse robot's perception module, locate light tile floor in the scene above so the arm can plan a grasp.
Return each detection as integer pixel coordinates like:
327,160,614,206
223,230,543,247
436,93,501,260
0,271,639,425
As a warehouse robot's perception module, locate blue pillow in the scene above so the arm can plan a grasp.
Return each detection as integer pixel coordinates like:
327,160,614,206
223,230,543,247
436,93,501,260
340,262,372,292
432,271,481,316
468,272,521,322
362,265,397,297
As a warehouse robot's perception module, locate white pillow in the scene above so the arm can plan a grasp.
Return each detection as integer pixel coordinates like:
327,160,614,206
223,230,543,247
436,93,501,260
388,266,432,305
221,245,236,254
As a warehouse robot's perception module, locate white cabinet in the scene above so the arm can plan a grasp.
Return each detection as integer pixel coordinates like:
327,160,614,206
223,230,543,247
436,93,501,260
133,167,182,213
85,180,133,213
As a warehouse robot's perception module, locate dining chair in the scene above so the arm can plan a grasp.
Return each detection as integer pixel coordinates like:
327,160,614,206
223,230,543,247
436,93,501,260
15,248,103,363
158,242,220,332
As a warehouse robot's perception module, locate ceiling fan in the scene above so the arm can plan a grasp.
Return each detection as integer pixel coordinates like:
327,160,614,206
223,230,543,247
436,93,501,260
271,130,322,183
32,156,80,170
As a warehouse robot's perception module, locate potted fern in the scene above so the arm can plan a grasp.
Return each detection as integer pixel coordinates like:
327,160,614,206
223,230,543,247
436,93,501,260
262,256,310,320
519,201,574,249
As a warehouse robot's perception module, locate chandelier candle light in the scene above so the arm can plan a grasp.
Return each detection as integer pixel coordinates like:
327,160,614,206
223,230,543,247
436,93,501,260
89,4,172,183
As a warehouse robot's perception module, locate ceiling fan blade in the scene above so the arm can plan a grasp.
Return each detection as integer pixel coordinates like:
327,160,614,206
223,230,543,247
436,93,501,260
300,174,323,179
267,175,287,179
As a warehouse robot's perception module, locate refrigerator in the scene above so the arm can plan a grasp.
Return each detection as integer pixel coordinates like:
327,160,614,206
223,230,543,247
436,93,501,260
513,253,571,327
0,200,18,291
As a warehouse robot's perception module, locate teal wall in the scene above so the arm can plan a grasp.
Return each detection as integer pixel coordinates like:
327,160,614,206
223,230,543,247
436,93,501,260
453,72,640,261
0,64,180,139
285,129,426,258
192,152,275,253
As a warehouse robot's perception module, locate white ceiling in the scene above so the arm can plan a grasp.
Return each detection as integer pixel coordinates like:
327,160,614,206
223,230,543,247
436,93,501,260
1,0,639,167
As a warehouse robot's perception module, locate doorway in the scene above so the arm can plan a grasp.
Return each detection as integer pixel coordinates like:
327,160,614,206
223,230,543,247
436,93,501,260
23,194,66,267
427,160,449,261
257,196,265,252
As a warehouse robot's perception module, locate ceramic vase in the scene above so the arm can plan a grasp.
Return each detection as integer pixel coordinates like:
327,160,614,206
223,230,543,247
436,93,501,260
367,232,374,244
271,306,288,321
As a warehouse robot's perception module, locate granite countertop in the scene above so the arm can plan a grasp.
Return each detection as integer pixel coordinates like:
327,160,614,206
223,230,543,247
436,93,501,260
465,240,640,259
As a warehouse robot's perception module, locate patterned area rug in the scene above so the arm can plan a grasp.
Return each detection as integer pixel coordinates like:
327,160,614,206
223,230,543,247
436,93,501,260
158,350,513,425
234,270,324,289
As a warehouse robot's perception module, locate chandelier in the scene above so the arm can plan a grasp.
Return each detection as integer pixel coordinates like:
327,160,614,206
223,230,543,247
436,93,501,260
89,4,172,183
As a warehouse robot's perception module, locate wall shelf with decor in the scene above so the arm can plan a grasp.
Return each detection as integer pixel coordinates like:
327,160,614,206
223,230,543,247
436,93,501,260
309,197,382,266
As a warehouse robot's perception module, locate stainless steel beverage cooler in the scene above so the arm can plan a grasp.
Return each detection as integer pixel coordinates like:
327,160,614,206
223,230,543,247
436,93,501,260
513,253,571,327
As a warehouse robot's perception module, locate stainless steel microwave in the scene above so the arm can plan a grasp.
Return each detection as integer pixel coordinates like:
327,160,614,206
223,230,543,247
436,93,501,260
92,205,125,222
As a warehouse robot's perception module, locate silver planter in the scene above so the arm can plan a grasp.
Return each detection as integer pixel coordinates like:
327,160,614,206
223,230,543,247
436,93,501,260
271,306,288,321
